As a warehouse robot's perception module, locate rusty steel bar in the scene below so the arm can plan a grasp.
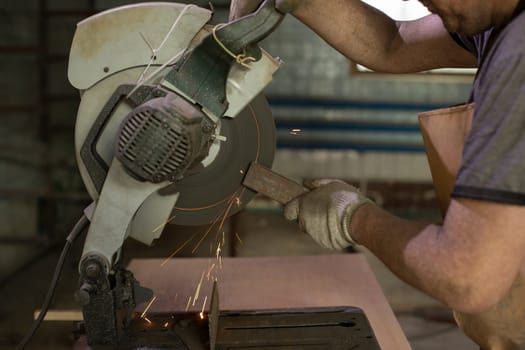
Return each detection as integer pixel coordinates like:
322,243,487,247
242,162,307,205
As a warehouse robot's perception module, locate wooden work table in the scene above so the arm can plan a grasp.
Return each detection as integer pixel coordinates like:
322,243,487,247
128,254,411,350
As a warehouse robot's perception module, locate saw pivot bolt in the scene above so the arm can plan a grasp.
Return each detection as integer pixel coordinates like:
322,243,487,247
85,262,101,279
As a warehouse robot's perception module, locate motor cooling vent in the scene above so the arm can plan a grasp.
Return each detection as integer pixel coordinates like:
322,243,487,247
117,106,193,183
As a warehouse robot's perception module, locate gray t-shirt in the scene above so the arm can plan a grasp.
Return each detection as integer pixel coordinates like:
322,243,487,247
450,7,525,205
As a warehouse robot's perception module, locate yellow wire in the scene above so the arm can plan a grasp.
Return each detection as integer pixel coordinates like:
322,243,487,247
212,23,256,69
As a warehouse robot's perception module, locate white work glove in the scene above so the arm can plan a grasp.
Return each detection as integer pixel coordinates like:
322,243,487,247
284,179,374,250
229,0,304,21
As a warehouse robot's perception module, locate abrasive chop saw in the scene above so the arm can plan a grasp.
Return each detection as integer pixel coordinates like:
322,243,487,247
67,1,284,346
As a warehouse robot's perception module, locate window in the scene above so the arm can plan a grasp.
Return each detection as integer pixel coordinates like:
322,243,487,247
362,0,430,21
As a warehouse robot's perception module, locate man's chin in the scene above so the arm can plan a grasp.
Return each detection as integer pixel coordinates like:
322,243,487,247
445,17,489,36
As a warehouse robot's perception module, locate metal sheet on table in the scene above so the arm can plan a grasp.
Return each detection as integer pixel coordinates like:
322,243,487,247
128,254,411,350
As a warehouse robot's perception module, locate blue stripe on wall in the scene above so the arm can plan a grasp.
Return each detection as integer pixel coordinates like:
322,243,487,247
268,96,448,111
266,97,439,152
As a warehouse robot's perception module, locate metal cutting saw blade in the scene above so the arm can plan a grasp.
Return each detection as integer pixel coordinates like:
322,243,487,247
162,94,275,226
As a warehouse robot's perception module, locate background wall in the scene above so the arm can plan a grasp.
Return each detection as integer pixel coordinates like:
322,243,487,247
0,0,472,285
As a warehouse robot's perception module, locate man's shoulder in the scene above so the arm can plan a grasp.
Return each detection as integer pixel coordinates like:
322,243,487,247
493,9,525,59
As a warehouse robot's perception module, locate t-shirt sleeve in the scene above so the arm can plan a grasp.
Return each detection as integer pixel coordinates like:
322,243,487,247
451,52,525,205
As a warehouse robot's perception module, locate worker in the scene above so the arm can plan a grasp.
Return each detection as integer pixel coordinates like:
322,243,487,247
231,1,525,349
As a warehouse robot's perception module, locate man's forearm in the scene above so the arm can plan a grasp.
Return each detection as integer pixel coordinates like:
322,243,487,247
291,0,477,72
350,205,454,300
349,203,512,313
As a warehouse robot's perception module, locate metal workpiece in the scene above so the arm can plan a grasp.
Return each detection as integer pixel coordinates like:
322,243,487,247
243,162,308,204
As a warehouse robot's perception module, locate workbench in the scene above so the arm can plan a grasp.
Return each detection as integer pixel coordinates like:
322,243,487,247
129,254,411,350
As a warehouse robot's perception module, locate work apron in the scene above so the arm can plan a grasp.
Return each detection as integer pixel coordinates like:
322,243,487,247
418,103,525,350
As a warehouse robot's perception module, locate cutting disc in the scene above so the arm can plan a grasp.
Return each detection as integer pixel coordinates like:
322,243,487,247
161,94,275,226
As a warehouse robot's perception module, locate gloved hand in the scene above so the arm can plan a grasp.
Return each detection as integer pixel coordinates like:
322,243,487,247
284,179,374,250
229,0,304,21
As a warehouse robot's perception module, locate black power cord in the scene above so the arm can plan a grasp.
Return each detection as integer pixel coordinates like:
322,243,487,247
15,214,89,350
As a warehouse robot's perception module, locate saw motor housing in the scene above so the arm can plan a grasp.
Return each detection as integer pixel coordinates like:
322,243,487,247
115,92,214,184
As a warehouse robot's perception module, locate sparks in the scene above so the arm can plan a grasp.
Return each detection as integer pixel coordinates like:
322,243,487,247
143,317,152,324
160,233,198,267
164,322,169,328
201,296,208,315
235,232,243,245
216,241,222,261
140,296,157,319
191,213,222,253
216,190,242,236
193,271,206,306
194,188,243,253
185,296,193,312
207,263,216,280
151,214,177,233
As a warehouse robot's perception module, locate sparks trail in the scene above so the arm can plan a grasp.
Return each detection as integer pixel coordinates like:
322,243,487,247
200,296,208,319
194,188,244,253
185,296,192,312
235,232,243,245
206,262,216,280
152,214,177,233
161,188,245,317
163,186,246,262
191,211,224,254
216,240,223,270
160,213,221,267
216,241,221,261
140,296,157,319
160,232,199,267
192,271,206,306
